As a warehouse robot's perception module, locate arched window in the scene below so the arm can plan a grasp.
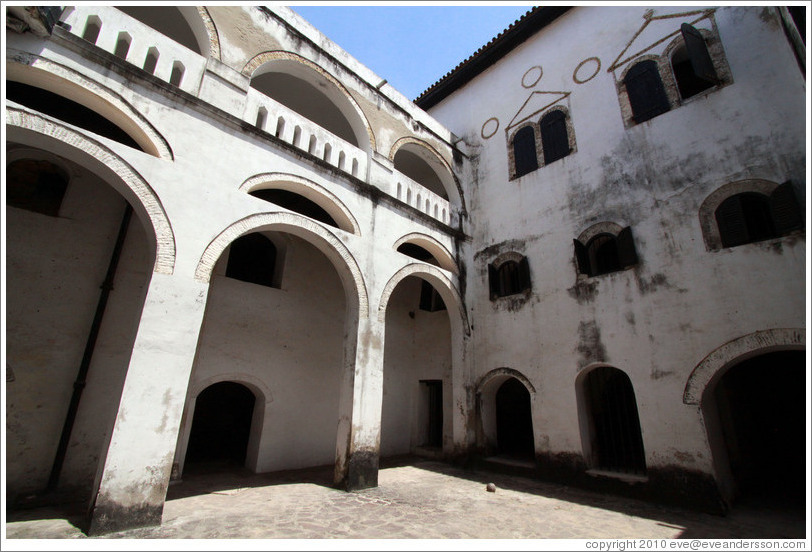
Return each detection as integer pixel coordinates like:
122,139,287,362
488,257,531,299
582,366,646,475
671,24,718,100
623,60,670,124
715,184,803,248
250,189,339,229
7,159,69,217
225,233,277,288
512,126,538,178
539,110,570,165
574,227,638,277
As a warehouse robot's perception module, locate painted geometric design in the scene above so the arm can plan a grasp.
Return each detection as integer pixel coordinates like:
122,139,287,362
506,90,570,131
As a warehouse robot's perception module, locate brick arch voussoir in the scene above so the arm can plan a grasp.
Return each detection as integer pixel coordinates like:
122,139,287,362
6,107,176,275
476,368,536,396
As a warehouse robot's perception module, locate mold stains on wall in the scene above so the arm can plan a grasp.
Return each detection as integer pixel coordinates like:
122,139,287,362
567,278,599,304
576,321,607,368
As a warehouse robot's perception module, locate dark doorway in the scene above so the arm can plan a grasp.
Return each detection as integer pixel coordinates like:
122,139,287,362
713,350,805,508
184,382,256,472
584,366,647,475
421,380,443,448
495,378,535,459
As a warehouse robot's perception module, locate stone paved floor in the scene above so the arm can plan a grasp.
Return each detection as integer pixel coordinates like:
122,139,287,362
4,459,808,543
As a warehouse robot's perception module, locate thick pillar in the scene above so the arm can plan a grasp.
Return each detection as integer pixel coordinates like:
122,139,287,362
334,314,385,491
87,273,209,535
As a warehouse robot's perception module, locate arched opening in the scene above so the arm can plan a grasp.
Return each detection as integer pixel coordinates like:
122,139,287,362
116,6,203,55
251,71,358,147
512,125,538,177
5,144,153,509
380,276,452,458
588,234,621,276
7,81,144,152
539,109,570,165
184,382,256,472
225,233,279,288
393,148,448,200
183,228,349,478
250,188,340,229
580,366,646,475
495,378,535,460
396,243,440,267
707,350,805,508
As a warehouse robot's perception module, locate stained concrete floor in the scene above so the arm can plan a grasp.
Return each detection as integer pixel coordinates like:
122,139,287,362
4,458,808,543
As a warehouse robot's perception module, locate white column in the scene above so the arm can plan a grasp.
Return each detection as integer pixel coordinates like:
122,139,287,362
87,272,209,535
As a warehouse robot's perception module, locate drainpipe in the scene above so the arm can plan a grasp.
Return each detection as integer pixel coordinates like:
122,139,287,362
47,203,133,490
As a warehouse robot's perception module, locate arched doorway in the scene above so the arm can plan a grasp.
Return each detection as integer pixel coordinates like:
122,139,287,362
710,350,805,507
580,366,646,475
184,382,256,471
495,378,535,459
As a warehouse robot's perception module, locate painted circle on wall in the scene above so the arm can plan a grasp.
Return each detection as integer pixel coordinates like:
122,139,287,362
481,117,499,140
573,57,601,84
521,65,543,88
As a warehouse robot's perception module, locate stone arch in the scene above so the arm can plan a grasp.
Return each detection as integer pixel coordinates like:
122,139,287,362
7,55,173,160
577,221,625,245
194,212,367,320
240,172,360,236
242,51,375,152
7,106,176,275
476,367,536,396
377,264,469,336
392,233,458,274
697,179,781,251
389,137,464,211
194,7,221,60
683,328,805,406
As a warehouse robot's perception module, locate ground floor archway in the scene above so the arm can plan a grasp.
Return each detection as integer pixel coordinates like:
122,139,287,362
184,382,256,472
495,378,535,459
710,350,805,508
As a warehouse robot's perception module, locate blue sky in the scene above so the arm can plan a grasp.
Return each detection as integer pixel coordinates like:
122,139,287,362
290,4,535,100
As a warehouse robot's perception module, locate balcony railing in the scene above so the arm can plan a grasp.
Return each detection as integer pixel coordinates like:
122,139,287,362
61,6,206,95
57,6,455,227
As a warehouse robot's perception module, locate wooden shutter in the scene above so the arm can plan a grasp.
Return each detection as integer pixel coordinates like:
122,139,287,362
770,181,803,235
518,256,532,292
715,195,749,247
624,60,670,123
617,227,639,268
513,126,539,177
680,23,718,83
488,263,498,300
540,110,569,164
573,239,590,276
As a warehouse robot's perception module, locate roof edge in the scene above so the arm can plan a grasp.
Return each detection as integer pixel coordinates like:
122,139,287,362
414,6,572,109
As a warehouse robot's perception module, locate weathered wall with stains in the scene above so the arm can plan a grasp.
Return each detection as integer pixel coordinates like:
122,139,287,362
427,5,805,503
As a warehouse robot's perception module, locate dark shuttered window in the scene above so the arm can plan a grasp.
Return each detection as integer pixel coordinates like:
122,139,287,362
488,257,532,299
540,110,570,165
624,60,670,123
226,233,278,288
672,24,718,99
512,126,538,177
574,227,638,277
716,186,803,248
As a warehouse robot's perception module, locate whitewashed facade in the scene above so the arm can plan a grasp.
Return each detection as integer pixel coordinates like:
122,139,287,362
4,5,806,534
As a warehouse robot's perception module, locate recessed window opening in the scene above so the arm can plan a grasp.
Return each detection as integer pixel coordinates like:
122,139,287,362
338,151,346,170
143,47,159,74
495,378,534,460
351,159,358,177
419,280,446,312
184,382,256,471
7,159,69,217
6,81,144,152
276,117,285,139
116,6,202,55
574,227,638,277
169,61,184,87
114,32,131,59
393,148,449,200
540,110,570,165
308,135,317,155
292,125,301,146
488,257,531,299
397,243,440,267
512,126,538,177
250,189,339,229
82,16,101,44
672,23,718,100
715,186,802,248
624,60,670,123
323,143,332,162
583,367,646,475
225,233,277,288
